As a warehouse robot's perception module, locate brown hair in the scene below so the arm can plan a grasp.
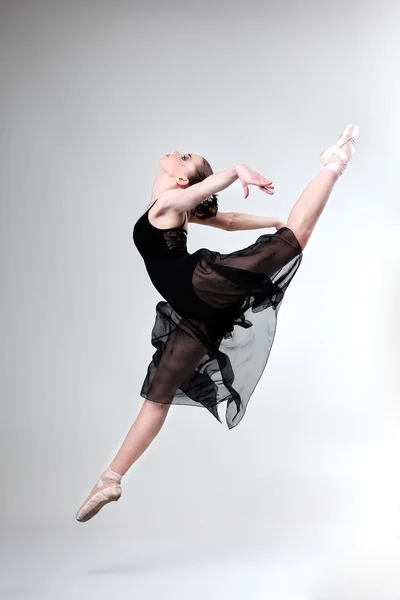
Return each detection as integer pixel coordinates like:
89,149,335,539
189,158,219,220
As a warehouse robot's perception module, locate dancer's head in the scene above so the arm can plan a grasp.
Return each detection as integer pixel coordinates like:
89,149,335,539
159,151,218,219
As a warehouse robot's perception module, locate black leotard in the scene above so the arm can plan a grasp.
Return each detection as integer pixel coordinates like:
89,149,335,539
133,201,302,429
133,203,221,321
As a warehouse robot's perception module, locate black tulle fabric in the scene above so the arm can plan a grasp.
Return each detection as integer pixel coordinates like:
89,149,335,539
133,204,302,429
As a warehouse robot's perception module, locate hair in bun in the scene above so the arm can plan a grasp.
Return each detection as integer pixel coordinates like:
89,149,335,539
192,194,219,220
189,157,218,220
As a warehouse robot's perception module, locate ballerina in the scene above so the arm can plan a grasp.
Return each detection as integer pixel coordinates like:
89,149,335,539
76,124,359,522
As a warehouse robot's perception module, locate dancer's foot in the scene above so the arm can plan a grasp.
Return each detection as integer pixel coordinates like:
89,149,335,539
320,124,359,175
76,467,122,523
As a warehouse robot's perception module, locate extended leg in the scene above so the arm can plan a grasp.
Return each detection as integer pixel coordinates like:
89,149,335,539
110,399,170,475
287,124,358,248
75,399,170,522
76,318,209,523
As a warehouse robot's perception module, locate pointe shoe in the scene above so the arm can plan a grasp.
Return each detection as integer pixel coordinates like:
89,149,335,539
76,468,122,523
320,124,359,175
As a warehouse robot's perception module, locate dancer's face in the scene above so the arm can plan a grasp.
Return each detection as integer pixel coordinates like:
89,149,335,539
159,151,203,187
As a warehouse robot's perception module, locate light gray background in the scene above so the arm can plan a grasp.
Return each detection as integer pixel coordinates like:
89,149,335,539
1,0,400,598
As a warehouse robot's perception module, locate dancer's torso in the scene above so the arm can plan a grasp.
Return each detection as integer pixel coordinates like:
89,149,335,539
133,203,208,316
133,203,189,261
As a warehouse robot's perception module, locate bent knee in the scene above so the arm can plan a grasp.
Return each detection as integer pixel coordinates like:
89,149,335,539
288,227,311,250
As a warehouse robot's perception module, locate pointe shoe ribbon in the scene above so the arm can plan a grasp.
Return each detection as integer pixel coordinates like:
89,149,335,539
320,124,359,174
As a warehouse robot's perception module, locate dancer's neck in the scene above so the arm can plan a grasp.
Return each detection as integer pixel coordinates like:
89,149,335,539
151,170,181,202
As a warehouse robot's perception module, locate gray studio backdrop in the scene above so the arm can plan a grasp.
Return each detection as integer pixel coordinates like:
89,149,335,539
1,0,400,598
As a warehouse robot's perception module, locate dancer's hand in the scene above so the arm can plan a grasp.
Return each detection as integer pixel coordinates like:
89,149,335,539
236,164,274,199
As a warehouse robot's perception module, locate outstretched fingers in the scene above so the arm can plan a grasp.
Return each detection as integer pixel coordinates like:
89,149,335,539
260,186,275,195
253,176,274,192
256,178,274,195
239,168,275,198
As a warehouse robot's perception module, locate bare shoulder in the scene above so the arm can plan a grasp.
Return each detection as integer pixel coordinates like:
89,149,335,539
146,190,181,215
148,191,187,229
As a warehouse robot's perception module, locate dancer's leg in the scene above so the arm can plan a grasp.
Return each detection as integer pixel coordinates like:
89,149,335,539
287,124,358,249
76,320,210,523
76,399,170,522
287,169,339,248
110,399,170,475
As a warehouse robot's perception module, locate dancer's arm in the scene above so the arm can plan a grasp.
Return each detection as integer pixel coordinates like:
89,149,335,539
163,165,274,213
190,211,285,232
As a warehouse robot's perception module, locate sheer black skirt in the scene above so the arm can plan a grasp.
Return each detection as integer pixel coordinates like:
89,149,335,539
140,227,302,429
